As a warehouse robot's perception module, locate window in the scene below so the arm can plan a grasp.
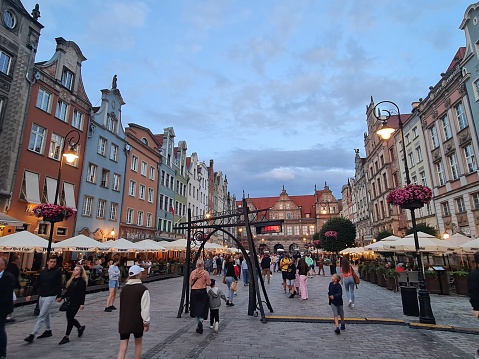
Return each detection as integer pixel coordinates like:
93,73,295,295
128,180,136,196
146,213,152,227
82,196,93,216
442,115,452,140
110,144,119,162
448,153,460,180
109,203,118,221
55,100,68,122
97,137,107,156
159,194,164,210
148,188,154,203
441,202,450,216
472,193,479,210
3,10,16,29
149,166,155,180
456,197,466,213
436,161,445,186
126,208,134,224
87,163,97,183
420,171,427,186
97,199,106,218
405,133,410,145
137,211,144,226
464,144,477,173
0,51,11,75
412,175,417,184
107,115,118,133
131,155,138,171
100,169,110,188
430,125,439,148
36,89,51,112
61,69,74,90
141,161,147,176
72,110,83,130
28,124,46,154
48,133,64,160
109,174,119,192
412,127,418,138
139,184,146,200
416,146,423,162
408,152,415,167
455,102,467,131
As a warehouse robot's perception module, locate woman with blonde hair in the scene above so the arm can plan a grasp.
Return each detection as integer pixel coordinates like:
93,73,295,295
58,265,87,345
340,258,355,308
189,258,211,334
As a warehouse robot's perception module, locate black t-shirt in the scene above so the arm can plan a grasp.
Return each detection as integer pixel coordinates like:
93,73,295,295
261,256,271,269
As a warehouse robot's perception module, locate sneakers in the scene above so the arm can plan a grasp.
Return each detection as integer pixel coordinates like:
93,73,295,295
334,327,340,335
37,330,52,339
78,325,85,337
351,303,355,308
348,300,352,308
110,305,117,310
58,336,70,345
196,322,203,334
209,324,214,329
214,321,219,332
340,323,345,330
24,334,34,344
226,301,234,306
104,307,112,312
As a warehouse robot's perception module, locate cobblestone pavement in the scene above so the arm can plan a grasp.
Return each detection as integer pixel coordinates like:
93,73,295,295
5,269,479,358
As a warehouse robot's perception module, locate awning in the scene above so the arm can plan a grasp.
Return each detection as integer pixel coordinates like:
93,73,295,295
45,177,56,204
24,171,41,204
63,182,76,209
0,212,25,227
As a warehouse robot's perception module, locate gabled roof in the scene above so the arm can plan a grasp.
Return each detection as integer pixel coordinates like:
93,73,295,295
446,47,466,72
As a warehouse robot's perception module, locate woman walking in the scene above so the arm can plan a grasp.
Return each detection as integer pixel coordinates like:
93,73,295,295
189,259,211,334
105,258,121,312
340,258,355,308
223,255,238,306
58,265,87,344
298,256,309,300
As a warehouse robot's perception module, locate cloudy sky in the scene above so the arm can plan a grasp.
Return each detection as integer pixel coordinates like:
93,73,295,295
22,0,471,200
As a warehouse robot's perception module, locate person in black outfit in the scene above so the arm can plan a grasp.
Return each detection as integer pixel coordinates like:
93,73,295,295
6,255,21,322
58,265,87,345
260,253,272,284
0,256,15,359
24,256,62,344
468,251,479,359
223,255,238,306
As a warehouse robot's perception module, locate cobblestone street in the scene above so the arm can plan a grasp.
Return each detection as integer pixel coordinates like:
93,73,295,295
5,270,479,358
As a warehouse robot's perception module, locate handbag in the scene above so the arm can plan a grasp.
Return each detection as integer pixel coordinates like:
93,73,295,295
230,281,238,292
59,299,70,312
352,269,360,285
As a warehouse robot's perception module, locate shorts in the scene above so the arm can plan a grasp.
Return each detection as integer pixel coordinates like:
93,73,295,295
120,332,143,340
330,304,344,317
282,271,289,280
109,279,119,289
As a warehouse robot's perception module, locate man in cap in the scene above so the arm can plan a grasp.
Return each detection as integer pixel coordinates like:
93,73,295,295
117,265,150,359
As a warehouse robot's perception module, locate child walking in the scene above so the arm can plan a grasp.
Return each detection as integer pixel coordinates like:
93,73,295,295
328,273,345,334
207,279,227,332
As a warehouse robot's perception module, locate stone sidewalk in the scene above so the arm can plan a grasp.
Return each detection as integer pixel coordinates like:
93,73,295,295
4,270,479,358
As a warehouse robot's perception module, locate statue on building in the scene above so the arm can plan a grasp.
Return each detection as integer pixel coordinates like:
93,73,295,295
112,74,117,89
31,4,40,21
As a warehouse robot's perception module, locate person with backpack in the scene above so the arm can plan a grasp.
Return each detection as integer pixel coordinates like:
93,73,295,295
280,254,292,293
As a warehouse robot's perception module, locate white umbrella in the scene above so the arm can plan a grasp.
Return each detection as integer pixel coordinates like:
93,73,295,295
109,238,144,252
459,238,479,253
445,233,473,246
135,240,166,252
52,234,110,251
0,231,49,252
365,235,401,251
0,212,25,227
383,232,459,252
159,239,189,250
203,242,225,250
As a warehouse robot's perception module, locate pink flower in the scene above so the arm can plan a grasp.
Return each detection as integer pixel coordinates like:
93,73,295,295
386,184,432,206
325,230,338,238
32,204,75,220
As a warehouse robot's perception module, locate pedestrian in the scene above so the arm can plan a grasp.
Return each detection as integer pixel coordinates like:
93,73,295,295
6,255,21,322
317,255,325,275
261,252,272,284
467,251,479,359
58,265,87,345
117,265,150,359
328,273,345,334
212,255,218,275
241,258,249,286
223,255,238,306
24,256,62,344
207,279,227,332
298,256,309,300
105,258,121,312
330,255,337,275
280,254,292,293
204,255,213,274
287,258,297,298
216,255,223,276
190,258,211,334
305,253,314,278
340,258,356,308
0,256,15,359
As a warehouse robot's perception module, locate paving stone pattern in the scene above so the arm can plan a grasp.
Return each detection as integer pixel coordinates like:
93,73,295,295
5,269,479,358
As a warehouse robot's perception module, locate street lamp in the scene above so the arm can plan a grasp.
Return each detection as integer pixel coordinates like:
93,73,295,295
46,129,80,260
373,99,436,324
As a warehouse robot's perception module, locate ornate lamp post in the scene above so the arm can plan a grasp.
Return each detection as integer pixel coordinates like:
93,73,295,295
45,129,81,260
373,99,436,324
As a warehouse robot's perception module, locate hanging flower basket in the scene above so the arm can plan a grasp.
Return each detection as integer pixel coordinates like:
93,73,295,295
324,231,338,238
32,203,75,222
386,184,432,209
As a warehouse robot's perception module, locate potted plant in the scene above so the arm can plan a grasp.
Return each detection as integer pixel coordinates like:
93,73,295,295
376,265,387,287
386,184,433,210
424,270,451,295
385,269,399,291
358,263,366,279
452,270,469,295
368,263,378,284
32,203,75,222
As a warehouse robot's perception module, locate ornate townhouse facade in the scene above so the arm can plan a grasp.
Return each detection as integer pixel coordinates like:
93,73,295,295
173,140,188,235
352,150,373,245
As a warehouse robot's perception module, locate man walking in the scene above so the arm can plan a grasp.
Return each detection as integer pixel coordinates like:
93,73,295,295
24,256,62,344
0,256,15,359
261,252,272,284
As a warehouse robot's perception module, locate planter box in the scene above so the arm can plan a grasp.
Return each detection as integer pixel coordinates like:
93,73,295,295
454,275,468,295
377,274,387,287
387,277,398,291
369,271,377,284
425,273,450,295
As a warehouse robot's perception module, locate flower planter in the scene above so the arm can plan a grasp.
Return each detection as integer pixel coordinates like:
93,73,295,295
454,275,468,295
425,273,450,295
43,214,65,222
387,277,398,291
369,271,377,284
400,201,424,210
377,274,387,287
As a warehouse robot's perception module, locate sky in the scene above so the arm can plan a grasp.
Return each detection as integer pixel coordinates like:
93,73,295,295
22,0,473,200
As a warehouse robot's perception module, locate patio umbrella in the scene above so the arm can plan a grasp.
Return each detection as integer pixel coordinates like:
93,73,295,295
445,233,473,246
365,235,401,252
135,239,166,252
159,239,190,250
108,238,144,252
52,234,110,251
459,238,479,253
0,212,25,227
0,231,49,252
383,232,459,252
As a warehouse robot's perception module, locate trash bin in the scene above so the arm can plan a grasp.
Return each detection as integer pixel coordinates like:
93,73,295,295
400,286,419,317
